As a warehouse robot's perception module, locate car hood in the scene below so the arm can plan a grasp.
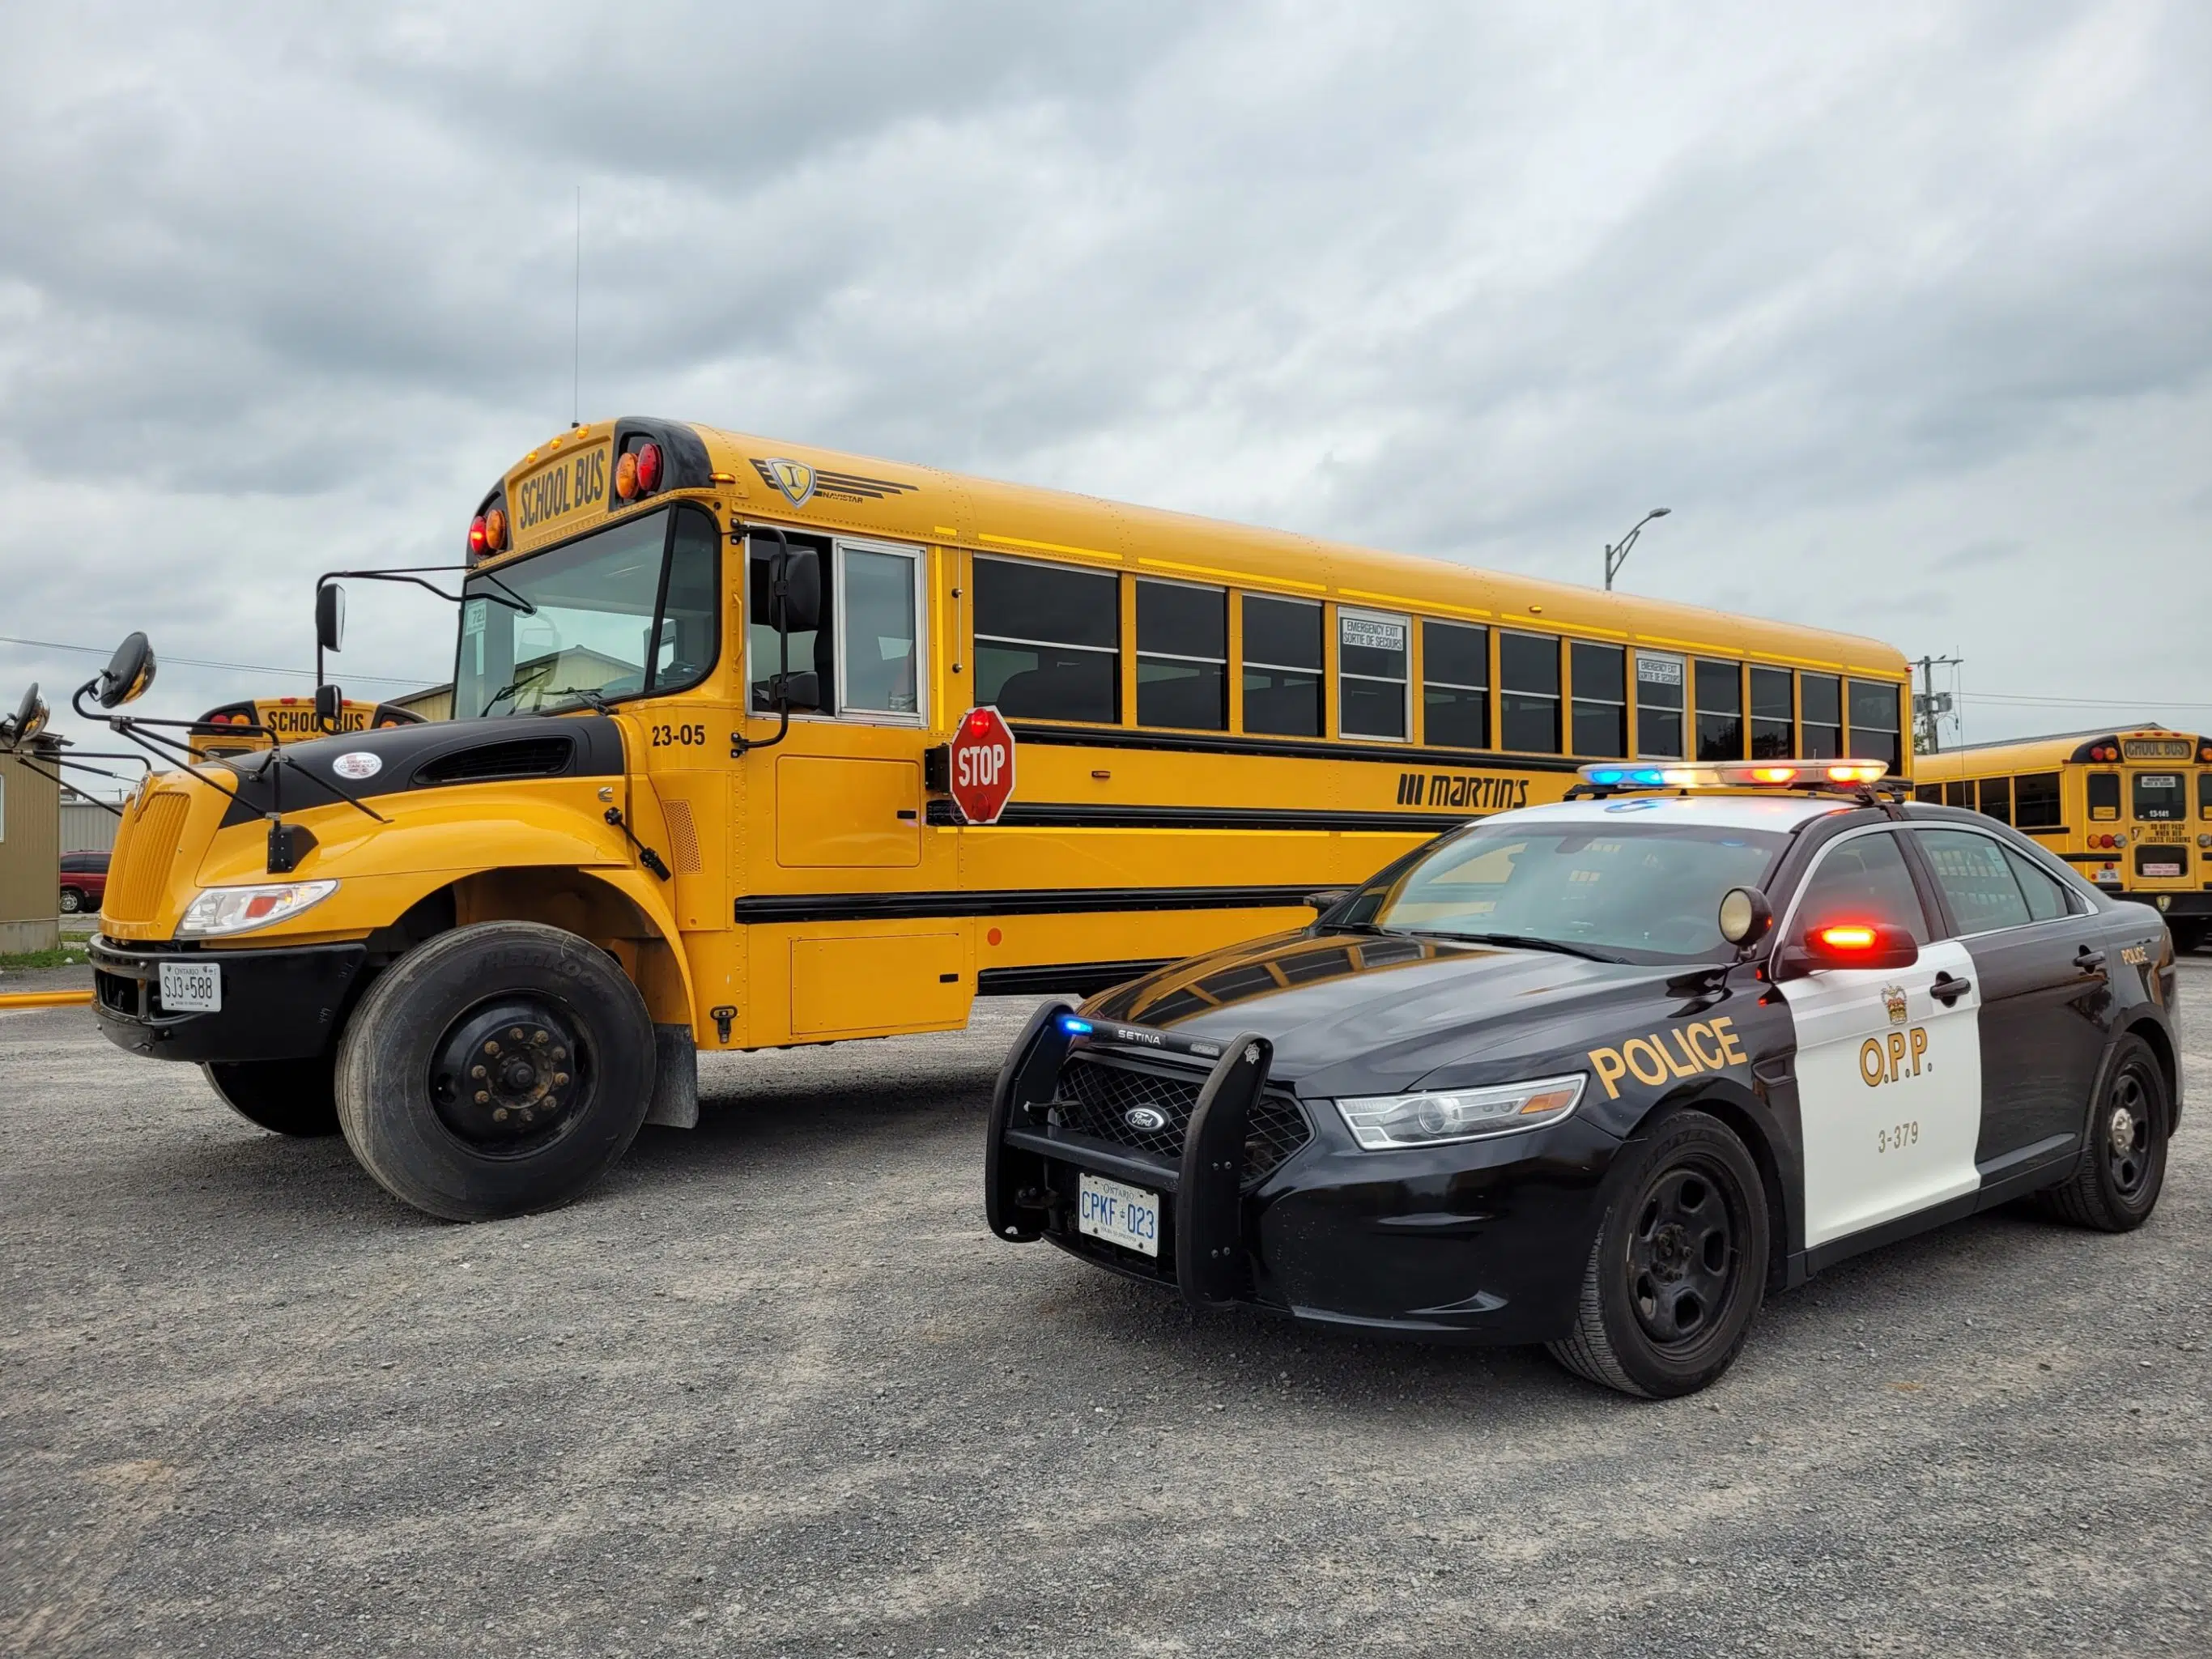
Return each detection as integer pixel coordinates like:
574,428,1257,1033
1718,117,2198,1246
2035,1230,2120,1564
1087,929,1695,1099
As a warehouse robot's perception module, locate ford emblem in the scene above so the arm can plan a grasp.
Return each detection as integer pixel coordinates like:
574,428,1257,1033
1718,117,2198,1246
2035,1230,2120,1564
1124,1106,1168,1132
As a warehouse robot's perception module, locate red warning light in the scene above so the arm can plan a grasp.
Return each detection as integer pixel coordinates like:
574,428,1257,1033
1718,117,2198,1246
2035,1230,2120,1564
635,441,663,494
1816,924,1878,952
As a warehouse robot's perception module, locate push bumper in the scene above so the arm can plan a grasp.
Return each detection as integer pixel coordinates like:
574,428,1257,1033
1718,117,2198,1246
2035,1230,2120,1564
985,1002,1619,1346
89,936,369,1063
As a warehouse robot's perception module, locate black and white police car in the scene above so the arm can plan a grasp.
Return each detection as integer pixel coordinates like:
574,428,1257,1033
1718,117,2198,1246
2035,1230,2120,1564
985,759,2179,1397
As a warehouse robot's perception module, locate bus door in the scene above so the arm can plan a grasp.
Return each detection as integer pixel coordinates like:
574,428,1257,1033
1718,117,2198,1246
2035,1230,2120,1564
2127,765,2192,896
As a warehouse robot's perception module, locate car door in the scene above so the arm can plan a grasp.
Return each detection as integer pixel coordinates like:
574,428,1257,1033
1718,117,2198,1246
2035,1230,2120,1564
1906,825,2110,1170
1774,827,1984,1250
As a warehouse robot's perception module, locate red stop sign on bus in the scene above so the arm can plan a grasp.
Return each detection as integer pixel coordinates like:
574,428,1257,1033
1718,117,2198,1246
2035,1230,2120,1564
948,706,1016,825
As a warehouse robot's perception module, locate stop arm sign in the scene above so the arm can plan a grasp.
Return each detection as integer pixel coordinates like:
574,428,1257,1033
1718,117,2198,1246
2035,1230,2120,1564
947,706,1016,825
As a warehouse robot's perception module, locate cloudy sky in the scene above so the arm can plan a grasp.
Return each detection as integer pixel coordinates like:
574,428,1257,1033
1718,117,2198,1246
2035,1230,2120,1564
4,1,2208,781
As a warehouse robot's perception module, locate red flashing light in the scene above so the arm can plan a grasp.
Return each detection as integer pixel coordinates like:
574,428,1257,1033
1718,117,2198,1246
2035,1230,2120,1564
967,710,993,736
469,513,489,556
635,441,664,494
1817,924,1878,952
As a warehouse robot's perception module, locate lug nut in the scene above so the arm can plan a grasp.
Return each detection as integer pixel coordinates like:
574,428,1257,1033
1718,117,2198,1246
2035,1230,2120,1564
494,1107,509,1122
532,1030,548,1045
470,1065,486,1079
484,1040,500,1056
509,1027,524,1040
554,1072,569,1086
474,1091,490,1104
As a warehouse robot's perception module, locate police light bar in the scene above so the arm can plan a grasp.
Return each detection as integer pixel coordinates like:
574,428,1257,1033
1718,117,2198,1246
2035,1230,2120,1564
1057,1012,1228,1062
1577,759,1891,789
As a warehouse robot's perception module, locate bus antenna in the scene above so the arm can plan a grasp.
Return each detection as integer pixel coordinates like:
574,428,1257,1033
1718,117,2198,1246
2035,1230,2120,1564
572,185,582,428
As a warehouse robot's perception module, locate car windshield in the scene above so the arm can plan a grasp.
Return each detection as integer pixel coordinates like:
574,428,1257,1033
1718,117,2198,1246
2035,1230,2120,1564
453,506,717,719
1344,818,1789,964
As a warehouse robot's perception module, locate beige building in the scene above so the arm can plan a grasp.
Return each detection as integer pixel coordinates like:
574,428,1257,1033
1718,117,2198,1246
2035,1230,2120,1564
0,747,62,954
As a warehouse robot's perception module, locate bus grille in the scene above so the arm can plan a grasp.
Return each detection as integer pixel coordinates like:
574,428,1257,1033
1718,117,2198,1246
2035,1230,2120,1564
1052,1054,1312,1184
104,791,190,923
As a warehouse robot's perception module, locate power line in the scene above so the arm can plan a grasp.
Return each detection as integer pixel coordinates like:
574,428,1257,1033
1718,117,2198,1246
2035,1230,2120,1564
0,635,433,688
1960,690,2212,711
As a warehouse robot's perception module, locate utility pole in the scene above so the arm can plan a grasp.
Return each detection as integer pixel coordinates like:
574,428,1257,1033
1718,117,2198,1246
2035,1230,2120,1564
1912,654,1963,755
1602,508,1671,591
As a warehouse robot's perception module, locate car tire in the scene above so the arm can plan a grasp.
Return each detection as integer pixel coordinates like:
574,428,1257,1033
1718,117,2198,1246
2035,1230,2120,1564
2037,1033,2168,1233
202,1055,342,1137
59,888,83,915
334,921,655,1222
1546,1108,1770,1399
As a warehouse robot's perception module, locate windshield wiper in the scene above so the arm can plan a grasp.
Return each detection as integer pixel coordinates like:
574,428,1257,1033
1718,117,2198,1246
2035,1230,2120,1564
538,686,614,714
1414,930,1625,963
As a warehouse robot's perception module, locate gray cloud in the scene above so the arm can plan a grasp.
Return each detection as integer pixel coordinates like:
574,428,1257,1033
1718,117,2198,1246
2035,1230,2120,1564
4,0,2210,764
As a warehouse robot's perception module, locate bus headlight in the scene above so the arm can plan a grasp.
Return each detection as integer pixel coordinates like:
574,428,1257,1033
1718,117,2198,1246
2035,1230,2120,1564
1332,1074,1586,1150
177,880,339,938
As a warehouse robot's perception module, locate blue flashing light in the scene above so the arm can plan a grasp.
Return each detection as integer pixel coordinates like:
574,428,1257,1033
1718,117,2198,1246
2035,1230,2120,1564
1589,768,1626,785
1631,768,1665,786
1059,1016,1093,1036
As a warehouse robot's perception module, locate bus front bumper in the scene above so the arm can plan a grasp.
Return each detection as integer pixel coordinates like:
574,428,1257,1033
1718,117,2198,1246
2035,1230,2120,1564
89,937,368,1063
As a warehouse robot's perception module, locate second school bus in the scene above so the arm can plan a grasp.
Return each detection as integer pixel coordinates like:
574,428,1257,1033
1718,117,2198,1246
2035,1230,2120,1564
83,418,1912,1219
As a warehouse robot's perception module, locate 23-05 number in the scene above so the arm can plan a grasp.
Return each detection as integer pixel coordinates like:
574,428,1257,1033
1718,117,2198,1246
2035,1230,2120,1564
651,722,707,748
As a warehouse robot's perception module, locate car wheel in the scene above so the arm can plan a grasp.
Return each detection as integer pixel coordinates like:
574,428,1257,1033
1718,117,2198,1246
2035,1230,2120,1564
1547,1108,1769,1399
2038,1033,2168,1232
202,1056,341,1137
334,921,655,1222
59,888,83,914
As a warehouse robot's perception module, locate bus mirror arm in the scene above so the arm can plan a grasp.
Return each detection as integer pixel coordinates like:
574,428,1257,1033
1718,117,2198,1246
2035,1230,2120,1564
730,525,805,758
311,565,536,707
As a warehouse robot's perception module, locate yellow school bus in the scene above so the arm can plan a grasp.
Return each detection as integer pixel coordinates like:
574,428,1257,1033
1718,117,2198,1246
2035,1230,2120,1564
1916,726,2211,949
186,696,427,760
83,417,1912,1220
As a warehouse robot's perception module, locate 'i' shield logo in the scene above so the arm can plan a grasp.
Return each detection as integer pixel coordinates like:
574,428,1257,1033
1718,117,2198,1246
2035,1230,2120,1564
762,458,815,507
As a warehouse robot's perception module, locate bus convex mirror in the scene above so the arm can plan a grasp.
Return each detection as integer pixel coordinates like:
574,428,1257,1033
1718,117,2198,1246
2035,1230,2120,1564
317,583,347,653
778,551,822,633
1717,886,1772,946
315,683,343,729
97,632,157,709
2,682,46,749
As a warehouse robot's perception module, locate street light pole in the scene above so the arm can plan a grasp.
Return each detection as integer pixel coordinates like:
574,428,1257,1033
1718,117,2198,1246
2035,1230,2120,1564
1602,508,1672,592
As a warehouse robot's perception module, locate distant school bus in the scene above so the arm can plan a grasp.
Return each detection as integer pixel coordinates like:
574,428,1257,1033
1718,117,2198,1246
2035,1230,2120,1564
87,417,1912,1220
186,696,427,760
1916,726,2211,951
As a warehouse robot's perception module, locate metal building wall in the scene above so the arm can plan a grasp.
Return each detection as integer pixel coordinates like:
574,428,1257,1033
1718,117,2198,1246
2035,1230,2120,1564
0,750,62,953
62,798,121,854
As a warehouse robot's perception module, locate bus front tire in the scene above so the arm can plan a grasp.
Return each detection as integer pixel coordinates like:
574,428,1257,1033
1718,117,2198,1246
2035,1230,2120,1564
202,1056,341,1137
334,921,656,1223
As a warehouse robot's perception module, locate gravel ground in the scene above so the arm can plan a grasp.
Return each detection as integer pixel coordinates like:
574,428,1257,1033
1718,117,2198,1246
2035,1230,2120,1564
2,966,2207,1657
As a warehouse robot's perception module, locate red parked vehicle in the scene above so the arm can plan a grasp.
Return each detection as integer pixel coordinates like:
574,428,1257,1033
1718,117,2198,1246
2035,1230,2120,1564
59,852,109,916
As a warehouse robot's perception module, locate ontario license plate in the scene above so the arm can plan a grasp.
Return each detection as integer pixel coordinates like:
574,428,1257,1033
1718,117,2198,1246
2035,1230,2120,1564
158,961,221,1013
1077,1173,1160,1257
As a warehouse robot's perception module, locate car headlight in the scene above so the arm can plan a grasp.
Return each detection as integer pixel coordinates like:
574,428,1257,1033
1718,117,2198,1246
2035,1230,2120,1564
177,880,338,938
1332,1073,1587,1151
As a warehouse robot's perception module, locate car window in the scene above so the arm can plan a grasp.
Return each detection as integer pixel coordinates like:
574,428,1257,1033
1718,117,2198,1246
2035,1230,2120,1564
1791,832,1930,944
2004,846,2073,922
1913,827,2033,933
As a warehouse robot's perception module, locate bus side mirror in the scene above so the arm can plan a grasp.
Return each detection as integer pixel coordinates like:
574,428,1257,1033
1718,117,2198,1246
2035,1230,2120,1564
1717,886,1772,946
2,683,46,750
1775,921,1920,979
315,683,343,729
317,583,347,653
776,551,822,633
97,633,157,709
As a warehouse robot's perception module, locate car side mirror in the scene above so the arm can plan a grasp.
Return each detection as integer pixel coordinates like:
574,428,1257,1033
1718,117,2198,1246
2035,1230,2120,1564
1776,921,1921,978
316,583,347,653
1717,886,1772,947
97,632,157,708
315,683,343,730
1304,888,1352,916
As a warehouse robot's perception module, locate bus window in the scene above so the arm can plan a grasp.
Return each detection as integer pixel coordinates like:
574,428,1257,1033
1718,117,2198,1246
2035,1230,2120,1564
1571,643,1626,756
838,542,921,717
2201,772,2212,821
1136,580,1227,731
1944,781,1972,807
1848,679,1902,773
1749,666,1793,758
2087,772,2120,821
1242,595,1321,737
1422,620,1489,749
1914,784,1942,804
2132,772,2184,821
1977,776,2011,824
1800,674,1842,759
974,557,1120,724
1499,632,1561,753
1695,659,1742,760
1338,609,1409,740
1636,652,1685,758
653,511,720,696
2015,772,2063,828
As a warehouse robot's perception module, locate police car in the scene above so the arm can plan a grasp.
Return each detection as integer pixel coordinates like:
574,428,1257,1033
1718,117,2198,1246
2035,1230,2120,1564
985,760,2179,1397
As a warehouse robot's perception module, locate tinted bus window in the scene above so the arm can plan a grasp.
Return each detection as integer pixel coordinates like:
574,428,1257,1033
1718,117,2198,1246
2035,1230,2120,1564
1338,610,1409,740
1636,651,1685,758
1801,674,1842,759
1977,776,2011,823
1695,659,1742,760
2087,772,2121,820
2015,772,2062,828
1944,781,1971,807
974,557,1120,723
1750,666,1793,758
1422,620,1488,749
2202,772,2212,820
1499,632,1560,753
1571,642,1627,756
1135,581,1226,731
1243,595,1322,737
1848,679,1902,773
2133,772,2184,821
1914,784,1942,804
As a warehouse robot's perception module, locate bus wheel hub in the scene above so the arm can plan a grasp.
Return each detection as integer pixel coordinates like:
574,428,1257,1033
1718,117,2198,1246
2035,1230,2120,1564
428,1002,580,1145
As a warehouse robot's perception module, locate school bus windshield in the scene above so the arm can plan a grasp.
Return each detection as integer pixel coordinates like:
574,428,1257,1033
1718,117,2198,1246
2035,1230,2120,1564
455,504,720,719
